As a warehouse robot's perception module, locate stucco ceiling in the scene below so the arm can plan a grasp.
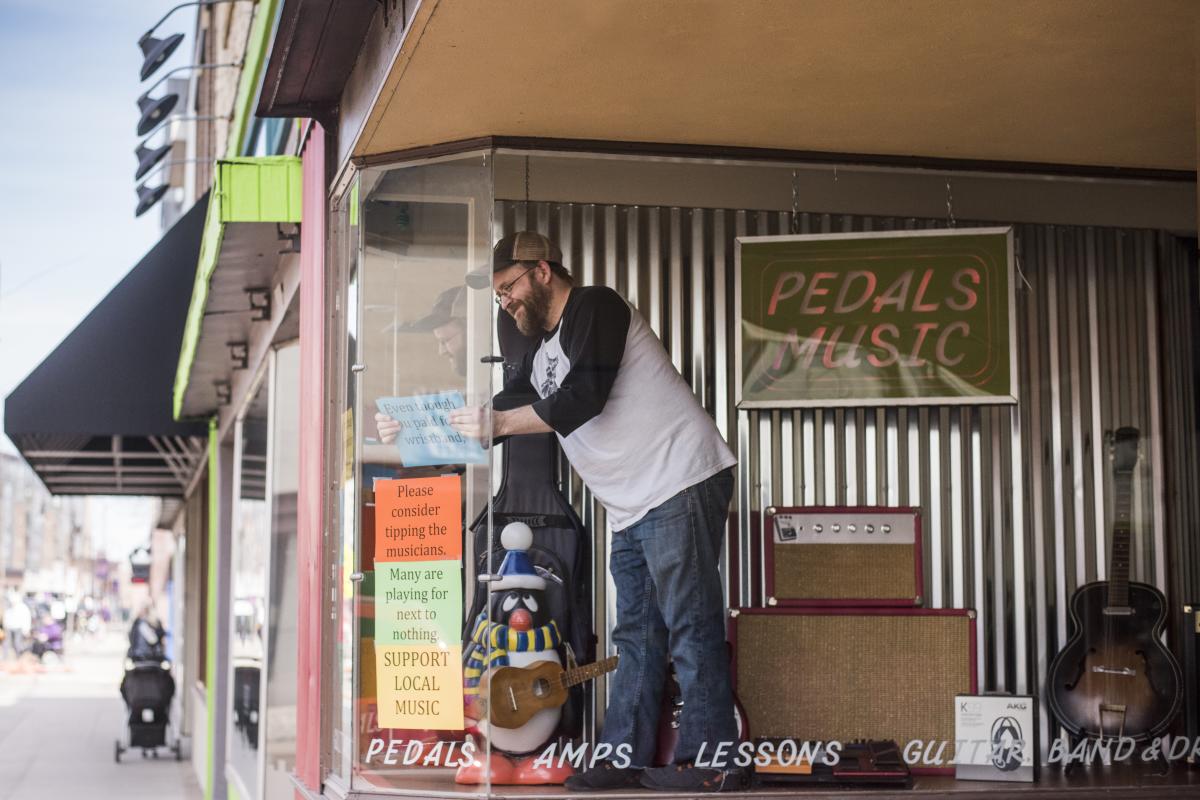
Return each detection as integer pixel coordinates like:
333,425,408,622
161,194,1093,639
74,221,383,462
355,0,1197,172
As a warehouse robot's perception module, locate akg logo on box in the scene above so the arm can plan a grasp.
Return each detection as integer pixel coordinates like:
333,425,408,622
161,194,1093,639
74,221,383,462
990,717,1025,772
1006,702,1028,711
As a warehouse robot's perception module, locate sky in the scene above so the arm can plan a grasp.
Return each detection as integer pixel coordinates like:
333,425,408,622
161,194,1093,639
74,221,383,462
0,0,196,557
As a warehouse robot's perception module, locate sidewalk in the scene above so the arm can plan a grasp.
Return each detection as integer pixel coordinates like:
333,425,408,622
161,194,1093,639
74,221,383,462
0,630,202,800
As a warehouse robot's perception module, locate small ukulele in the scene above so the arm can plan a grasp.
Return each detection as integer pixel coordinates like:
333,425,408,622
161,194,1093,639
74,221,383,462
480,655,618,729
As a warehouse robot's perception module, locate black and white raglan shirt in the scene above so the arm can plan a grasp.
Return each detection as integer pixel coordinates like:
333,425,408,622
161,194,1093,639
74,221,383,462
496,286,736,530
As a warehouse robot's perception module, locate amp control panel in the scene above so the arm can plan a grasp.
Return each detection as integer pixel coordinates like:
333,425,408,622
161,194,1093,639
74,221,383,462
767,507,919,545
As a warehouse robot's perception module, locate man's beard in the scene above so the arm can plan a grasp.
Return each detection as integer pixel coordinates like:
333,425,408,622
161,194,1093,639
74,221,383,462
511,280,552,336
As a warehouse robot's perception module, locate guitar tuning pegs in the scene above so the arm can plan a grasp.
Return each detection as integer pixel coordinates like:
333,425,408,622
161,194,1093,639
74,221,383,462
534,566,563,584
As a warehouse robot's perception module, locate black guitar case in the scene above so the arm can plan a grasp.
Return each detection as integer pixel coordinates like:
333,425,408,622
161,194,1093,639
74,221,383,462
464,312,594,738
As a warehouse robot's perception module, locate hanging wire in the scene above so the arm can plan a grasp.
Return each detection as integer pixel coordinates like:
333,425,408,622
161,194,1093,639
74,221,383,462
1015,249,1034,293
791,169,800,234
945,178,957,228
524,155,531,204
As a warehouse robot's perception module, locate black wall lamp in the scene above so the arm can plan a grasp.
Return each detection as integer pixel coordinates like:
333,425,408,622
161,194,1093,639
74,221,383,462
136,62,240,137
136,183,171,217
135,158,206,216
138,0,248,80
135,141,173,181
139,32,185,81
137,94,181,138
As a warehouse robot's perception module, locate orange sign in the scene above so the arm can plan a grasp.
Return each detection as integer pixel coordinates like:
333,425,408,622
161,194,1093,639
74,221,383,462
374,476,462,562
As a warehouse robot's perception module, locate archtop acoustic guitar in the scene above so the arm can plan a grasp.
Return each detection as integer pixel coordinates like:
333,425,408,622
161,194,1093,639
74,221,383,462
1046,427,1183,742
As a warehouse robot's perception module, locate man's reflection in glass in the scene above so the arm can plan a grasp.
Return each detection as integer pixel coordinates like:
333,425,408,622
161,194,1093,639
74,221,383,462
375,286,466,444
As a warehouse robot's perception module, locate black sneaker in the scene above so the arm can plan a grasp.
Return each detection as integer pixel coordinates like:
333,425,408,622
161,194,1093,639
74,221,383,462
640,762,748,793
563,760,644,791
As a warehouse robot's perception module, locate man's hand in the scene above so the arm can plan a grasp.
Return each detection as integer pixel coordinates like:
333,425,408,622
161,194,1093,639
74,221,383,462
448,406,489,440
374,412,400,444
449,405,555,440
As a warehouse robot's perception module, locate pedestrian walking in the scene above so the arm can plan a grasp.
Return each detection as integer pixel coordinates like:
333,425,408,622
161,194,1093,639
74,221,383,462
3,592,33,659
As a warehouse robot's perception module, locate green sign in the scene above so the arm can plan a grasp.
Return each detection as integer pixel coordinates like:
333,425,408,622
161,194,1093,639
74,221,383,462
374,560,462,647
736,228,1016,407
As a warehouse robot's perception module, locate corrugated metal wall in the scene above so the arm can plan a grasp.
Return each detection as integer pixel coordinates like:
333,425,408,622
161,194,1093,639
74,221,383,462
496,200,1199,753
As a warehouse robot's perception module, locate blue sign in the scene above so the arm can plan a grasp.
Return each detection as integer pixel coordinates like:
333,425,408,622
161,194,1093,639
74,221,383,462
375,391,486,467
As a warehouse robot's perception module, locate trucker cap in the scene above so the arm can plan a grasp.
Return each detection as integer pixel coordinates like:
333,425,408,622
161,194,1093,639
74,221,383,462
465,231,563,289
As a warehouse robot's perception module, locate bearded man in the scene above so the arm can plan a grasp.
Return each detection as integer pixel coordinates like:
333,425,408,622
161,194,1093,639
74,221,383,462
450,231,743,793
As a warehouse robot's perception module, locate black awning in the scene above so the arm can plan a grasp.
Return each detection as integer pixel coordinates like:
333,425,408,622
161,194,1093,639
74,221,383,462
4,195,211,496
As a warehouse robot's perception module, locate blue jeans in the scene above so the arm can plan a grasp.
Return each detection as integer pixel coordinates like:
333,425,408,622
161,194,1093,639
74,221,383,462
599,467,737,767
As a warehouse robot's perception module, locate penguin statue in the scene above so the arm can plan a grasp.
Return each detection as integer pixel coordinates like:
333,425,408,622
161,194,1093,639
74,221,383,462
456,522,574,784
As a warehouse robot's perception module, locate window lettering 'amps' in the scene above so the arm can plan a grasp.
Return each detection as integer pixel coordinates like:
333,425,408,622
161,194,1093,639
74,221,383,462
764,507,923,606
730,607,977,774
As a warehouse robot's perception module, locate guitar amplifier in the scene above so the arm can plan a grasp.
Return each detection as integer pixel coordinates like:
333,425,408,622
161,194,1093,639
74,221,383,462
764,506,922,606
730,607,976,775
1185,603,1199,764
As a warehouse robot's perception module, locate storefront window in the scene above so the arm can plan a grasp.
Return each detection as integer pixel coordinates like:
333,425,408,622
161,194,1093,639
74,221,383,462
317,143,1200,796
342,153,497,796
229,374,270,797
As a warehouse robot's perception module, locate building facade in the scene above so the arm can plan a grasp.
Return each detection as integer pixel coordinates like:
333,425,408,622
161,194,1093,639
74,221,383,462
6,2,1200,799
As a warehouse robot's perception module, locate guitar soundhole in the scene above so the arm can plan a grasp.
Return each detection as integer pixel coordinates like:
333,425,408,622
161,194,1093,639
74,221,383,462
532,678,552,699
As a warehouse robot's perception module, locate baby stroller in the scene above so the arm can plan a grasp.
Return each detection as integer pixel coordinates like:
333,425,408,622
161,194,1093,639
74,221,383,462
115,616,182,762
30,618,64,661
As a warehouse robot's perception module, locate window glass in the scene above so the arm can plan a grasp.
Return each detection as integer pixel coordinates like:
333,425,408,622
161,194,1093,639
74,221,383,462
350,153,497,796
330,177,360,784
229,375,270,796
245,117,293,157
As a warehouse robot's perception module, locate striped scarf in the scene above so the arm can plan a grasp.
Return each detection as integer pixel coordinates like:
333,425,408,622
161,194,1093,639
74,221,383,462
463,613,562,696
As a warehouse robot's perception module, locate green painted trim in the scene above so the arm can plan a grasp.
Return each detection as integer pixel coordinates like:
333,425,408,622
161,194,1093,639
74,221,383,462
218,157,303,223
205,420,218,800
175,199,225,421
226,0,280,159
173,156,302,419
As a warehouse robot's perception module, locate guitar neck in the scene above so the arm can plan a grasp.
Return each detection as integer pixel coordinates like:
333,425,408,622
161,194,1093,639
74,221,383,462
1109,472,1133,608
559,656,619,689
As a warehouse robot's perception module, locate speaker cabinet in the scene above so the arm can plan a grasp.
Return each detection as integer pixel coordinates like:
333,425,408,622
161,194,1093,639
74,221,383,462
730,607,976,774
764,507,923,606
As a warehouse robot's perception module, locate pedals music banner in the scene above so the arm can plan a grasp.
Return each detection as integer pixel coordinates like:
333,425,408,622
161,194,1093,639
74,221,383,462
736,228,1017,407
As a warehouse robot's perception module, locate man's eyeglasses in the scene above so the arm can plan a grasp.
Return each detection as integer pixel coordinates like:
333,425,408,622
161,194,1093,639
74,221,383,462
494,265,536,304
